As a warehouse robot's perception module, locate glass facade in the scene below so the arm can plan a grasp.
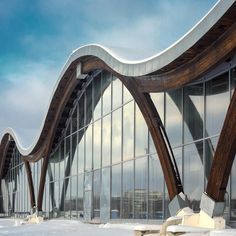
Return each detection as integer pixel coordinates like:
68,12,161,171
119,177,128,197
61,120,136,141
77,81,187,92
0,63,236,223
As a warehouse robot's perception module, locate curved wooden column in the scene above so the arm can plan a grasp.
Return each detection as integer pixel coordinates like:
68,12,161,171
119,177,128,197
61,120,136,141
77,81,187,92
120,77,183,200
206,88,236,202
37,74,80,211
24,160,36,209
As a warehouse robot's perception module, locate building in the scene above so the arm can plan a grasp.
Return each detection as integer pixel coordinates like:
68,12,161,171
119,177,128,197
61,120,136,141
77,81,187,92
0,0,236,224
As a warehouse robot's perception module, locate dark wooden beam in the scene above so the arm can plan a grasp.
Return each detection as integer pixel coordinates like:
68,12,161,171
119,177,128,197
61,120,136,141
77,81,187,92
206,89,236,202
24,160,36,209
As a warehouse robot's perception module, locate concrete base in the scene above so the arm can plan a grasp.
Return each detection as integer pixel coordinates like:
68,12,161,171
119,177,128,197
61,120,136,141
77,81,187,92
168,192,189,216
200,192,225,217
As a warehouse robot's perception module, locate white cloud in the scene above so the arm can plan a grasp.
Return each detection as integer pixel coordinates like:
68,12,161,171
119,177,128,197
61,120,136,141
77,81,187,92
0,61,59,147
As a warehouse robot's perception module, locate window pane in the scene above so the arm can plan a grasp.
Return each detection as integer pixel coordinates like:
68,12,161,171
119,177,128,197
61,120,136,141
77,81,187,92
72,105,78,133
86,83,93,126
112,77,122,109
206,72,229,136
134,157,148,219
64,178,71,218
71,133,78,176
135,104,148,157
166,90,182,147
123,84,133,103
111,164,121,219
101,167,110,222
77,174,84,218
85,125,93,171
78,130,85,173
184,84,204,142
78,95,85,129
122,160,134,219
150,92,164,123
102,71,112,116
71,176,77,218
64,137,70,178
102,115,111,166
230,156,236,220
94,120,101,169
112,109,122,164
93,74,102,121
123,101,134,160
93,170,100,218
184,142,204,212
149,154,164,219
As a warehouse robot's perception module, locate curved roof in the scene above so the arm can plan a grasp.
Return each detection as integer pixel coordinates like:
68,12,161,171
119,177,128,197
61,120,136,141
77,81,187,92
0,0,236,173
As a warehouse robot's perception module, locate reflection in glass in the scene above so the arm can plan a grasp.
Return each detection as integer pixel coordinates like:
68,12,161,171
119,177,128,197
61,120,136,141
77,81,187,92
78,130,85,173
206,72,229,136
64,178,71,218
100,167,110,222
85,125,93,171
72,105,78,133
166,89,182,147
93,75,102,121
86,83,93,126
77,174,84,218
122,161,134,219
135,104,148,157
123,84,133,103
123,101,134,160
230,157,236,220
184,142,204,211
93,120,101,169
60,141,64,180
149,154,164,219
111,164,121,219
184,84,204,142
64,137,70,178
102,71,112,116
112,109,122,164
71,176,77,218
93,170,100,218
134,157,148,219
71,133,78,176
78,95,85,129
173,147,182,180
102,115,111,166
112,77,122,109
204,137,218,182
150,92,164,123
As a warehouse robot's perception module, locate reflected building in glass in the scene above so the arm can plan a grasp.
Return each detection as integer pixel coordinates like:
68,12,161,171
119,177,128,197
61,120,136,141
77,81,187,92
0,0,236,224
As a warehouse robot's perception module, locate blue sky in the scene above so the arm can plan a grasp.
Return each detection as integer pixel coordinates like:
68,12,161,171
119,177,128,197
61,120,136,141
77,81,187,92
0,0,218,147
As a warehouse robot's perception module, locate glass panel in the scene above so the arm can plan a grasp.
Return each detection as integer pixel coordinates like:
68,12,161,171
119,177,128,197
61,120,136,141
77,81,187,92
173,147,183,180
71,176,77,218
150,92,164,123
231,67,236,94
93,170,100,218
84,172,92,221
102,115,111,166
123,101,134,160
64,137,70,178
71,133,78,176
112,77,122,109
85,125,93,171
112,109,122,164
230,156,236,220
54,148,60,181
184,83,204,143
94,120,101,169
85,83,93,126
149,153,164,219
135,104,148,157
204,137,218,182
122,160,134,219
78,174,84,218
111,164,121,219
78,130,85,173
79,95,85,129
123,84,133,103
64,178,71,218
206,72,229,136
72,105,78,133
93,74,102,121
59,141,64,179
134,157,148,219
184,142,204,212
102,71,112,116
100,167,110,222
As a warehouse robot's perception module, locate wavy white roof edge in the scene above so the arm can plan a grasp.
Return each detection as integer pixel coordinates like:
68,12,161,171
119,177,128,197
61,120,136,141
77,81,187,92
1,0,235,157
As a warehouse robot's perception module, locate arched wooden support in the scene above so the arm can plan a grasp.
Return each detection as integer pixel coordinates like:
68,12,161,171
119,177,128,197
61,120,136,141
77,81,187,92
24,160,36,209
37,73,80,211
120,77,183,200
206,88,236,202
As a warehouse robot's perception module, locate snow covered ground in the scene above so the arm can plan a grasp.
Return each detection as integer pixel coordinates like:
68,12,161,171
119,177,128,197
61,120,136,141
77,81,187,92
0,218,236,235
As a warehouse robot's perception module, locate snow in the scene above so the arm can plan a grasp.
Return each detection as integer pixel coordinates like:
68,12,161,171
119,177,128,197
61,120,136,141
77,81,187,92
0,218,236,236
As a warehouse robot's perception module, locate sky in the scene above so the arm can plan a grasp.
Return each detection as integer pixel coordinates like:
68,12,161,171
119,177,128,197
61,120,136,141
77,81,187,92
0,0,218,148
